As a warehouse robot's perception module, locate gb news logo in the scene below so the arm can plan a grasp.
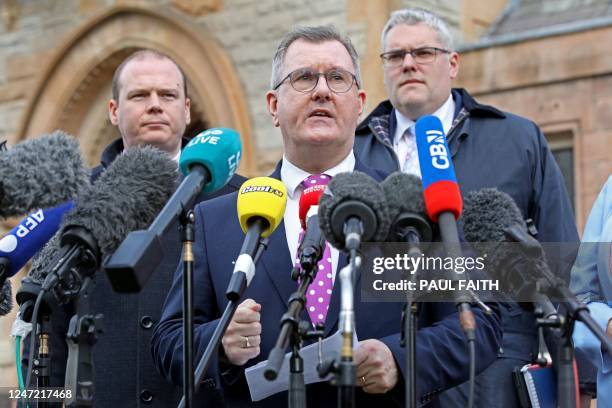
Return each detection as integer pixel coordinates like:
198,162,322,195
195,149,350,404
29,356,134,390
240,185,285,198
425,128,449,170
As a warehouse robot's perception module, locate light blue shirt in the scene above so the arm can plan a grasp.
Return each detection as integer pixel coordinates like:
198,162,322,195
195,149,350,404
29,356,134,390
570,175,612,404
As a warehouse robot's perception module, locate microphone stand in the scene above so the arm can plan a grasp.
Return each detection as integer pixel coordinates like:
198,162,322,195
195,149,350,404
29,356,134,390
264,250,325,408
504,226,612,408
64,276,104,407
316,252,359,408
180,210,195,408
178,236,269,408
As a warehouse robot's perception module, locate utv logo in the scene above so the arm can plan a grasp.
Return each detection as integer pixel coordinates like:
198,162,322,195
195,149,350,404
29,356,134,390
426,130,449,170
241,185,285,197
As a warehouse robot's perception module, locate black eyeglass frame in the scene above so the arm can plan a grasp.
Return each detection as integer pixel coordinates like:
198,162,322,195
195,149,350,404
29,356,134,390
272,68,359,94
379,46,451,66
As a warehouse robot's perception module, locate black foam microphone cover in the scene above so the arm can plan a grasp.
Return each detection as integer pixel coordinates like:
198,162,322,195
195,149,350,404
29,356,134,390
0,131,88,219
381,172,433,242
318,171,390,250
59,146,178,256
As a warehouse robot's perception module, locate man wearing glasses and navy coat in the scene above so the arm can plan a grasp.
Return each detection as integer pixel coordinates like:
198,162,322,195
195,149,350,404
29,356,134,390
354,8,578,408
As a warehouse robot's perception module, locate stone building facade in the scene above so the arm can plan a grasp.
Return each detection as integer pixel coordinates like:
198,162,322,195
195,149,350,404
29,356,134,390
0,0,609,402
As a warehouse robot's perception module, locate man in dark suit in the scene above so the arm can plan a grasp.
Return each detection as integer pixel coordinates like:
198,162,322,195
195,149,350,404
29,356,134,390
152,26,502,407
23,49,245,407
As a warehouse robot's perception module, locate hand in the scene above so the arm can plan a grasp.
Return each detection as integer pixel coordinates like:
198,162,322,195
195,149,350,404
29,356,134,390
354,339,398,394
607,318,612,340
221,298,262,366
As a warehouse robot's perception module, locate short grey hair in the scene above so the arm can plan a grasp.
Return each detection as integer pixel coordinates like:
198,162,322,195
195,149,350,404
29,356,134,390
270,25,362,90
381,8,454,52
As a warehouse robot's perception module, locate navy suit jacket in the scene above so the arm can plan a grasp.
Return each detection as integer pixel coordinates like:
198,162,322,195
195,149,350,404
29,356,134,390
152,159,502,407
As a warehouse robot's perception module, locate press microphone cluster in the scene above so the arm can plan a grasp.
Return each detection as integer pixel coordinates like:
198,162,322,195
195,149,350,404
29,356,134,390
1,131,88,315
104,128,243,293
16,146,178,308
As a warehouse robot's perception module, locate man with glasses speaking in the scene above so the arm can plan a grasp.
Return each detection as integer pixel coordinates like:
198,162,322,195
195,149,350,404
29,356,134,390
153,25,502,407
354,8,578,408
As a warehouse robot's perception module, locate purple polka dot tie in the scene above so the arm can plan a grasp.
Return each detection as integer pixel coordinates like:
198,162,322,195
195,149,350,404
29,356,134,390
296,174,333,326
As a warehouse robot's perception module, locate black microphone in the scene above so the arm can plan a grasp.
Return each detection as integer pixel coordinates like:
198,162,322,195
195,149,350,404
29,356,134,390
0,131,88,219
18,146,177,302
297,184,326,271
318,171,390,252
0,280,12,317
381,172,433,254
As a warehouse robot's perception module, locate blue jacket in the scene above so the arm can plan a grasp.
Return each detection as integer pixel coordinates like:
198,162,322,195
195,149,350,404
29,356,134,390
152,159,502,407
571,176,612,403
354,88,579,361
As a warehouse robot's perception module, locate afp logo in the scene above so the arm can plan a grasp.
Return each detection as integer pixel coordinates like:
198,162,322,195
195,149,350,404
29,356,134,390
240,185,285,198
425,129,450,170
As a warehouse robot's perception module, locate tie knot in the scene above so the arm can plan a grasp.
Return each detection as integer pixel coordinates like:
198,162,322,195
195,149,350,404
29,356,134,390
302,174,331,188
403,125,415,139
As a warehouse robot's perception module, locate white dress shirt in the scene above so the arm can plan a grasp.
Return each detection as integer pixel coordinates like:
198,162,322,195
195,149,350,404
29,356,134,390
280,151,356,283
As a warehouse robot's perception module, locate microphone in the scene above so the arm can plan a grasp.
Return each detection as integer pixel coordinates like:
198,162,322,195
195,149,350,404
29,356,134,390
226,177,287,300
30,146,177,299
318,171,390,252
415,115,474,334
381,172,433,253
0,202,74,281
103,128,243,293
0,280,12,317
0,131,88,219
297,185,326,270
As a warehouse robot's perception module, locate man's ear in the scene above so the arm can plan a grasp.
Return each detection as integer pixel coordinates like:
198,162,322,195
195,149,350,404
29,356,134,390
108,99,119,125
266,91,280,127
185,98,191,125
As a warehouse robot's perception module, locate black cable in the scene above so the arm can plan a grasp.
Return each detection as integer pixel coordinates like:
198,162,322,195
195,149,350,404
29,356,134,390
24,290,45,390
467,337,476,408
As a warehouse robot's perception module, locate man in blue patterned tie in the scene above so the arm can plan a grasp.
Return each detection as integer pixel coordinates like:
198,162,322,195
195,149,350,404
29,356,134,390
152,25,502,407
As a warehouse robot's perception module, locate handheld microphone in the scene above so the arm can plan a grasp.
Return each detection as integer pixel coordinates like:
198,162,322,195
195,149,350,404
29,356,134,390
318,172,390,252
0,131,88,219
381,172,433,254
297,185,326,271
103,128,243,293
415,115,474,334
226,177,287,300
0,202,74,281
35,146,177,299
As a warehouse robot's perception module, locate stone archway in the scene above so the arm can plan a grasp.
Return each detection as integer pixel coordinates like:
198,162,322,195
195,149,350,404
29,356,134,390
16,5,255,174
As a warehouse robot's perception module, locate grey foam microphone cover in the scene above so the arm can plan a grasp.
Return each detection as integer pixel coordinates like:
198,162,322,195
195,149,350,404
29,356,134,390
318,171,390,250
461,188,525,244
0,131,88,219
381,172,425,222
59,146,178,257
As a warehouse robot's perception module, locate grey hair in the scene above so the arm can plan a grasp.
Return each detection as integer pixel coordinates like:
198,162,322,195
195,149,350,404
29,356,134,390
270,25,362,90
381,8,454,52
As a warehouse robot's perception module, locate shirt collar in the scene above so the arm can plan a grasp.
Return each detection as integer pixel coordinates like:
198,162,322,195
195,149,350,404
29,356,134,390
281,151,356,199
394,93,456,141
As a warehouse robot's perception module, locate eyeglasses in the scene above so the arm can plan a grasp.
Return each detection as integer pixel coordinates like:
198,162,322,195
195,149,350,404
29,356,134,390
273,68,358,93
380,47,450,67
